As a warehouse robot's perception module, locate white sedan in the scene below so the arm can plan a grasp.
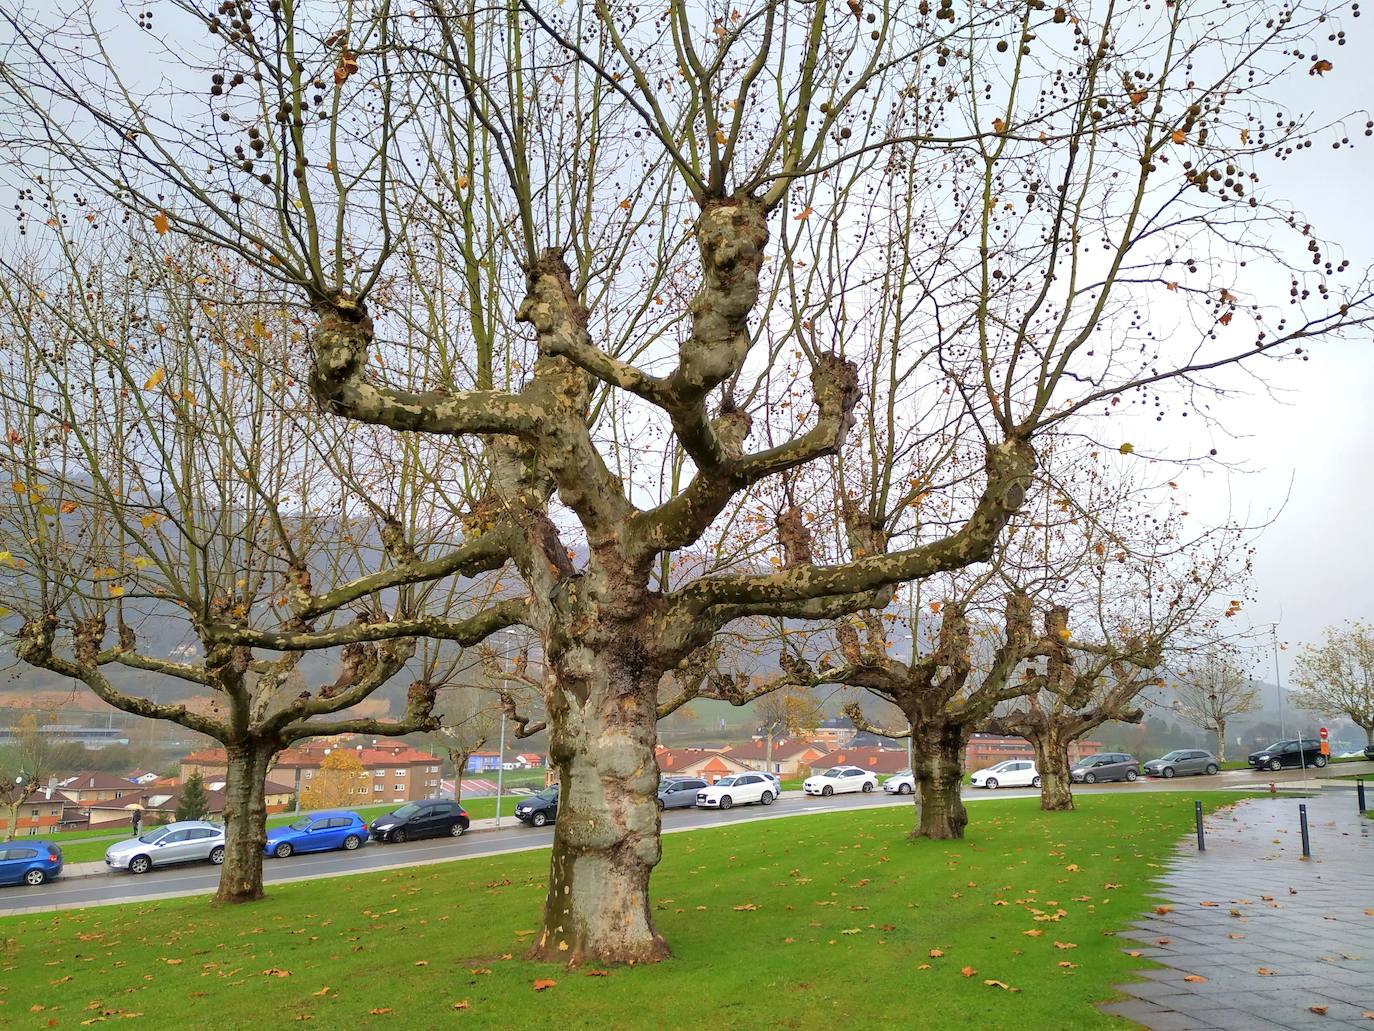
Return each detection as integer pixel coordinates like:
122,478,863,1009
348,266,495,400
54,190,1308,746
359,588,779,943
882,771,916,795
969,760,1040,790
694,773,777,809
803,766,879,796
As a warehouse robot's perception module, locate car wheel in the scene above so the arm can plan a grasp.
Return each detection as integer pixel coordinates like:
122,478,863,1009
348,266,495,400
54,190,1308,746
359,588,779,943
1206,764,1219,775
862,782,874,793
1267,758,1282,772
392,828,408,843
274,842,294,859
900,783,913,795
449,822,466,837
1084,772,1097,784
208,845,225,865
719,795,733,810
1031,776,1041,788
760,791,774,806
129,854,152,875
985,778,998,789
1163,767,1176,779
1313,755,1327,768
23,868,46,886
343,835,361,850
1126,770,1138,782
532,812,548,828
822,785,833,797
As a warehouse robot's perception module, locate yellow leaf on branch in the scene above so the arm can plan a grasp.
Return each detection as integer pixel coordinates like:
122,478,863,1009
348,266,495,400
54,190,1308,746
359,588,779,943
143,368,167,390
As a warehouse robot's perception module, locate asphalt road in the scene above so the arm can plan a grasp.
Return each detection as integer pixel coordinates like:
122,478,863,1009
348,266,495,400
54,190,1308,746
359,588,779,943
0,766,1355,917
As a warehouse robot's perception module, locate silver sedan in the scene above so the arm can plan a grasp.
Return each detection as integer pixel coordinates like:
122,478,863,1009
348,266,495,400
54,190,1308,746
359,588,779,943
104,821,226,875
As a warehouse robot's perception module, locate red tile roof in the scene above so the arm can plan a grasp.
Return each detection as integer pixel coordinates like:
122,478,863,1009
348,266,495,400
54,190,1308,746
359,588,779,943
811,747,910,774
722,739,827,762
59,771,141,791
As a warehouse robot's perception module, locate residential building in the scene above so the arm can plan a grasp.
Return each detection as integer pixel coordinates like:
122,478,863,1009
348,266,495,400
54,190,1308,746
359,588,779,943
0,791,66,836
57,771,139,805
808,747,911,777
724,738,831,777
809,717,859,751
126,770,161,785
965,733,1101,769
181,740,442,805
0,724,129,750
655,746,753,784
465,751,503,773
514,753,545,769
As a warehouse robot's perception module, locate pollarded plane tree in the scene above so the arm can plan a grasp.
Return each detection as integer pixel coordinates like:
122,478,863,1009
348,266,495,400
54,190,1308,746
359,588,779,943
0,238,512,902
3,0,1370,963
980,480,1255,810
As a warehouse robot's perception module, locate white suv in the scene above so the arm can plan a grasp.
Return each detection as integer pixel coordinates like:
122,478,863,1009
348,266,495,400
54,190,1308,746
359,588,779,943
695,773,776,810
803,766,879,796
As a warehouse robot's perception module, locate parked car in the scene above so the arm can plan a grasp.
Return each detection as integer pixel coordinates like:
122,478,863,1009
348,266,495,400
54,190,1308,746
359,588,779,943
104,821,225,874
1247,739,1327,771
368,799,469,843
1366,743,1374,761
1143,750,1219,778
759,771,782,792
695,773,777,809
0,841,63,887
514,786,559,827
658,778,707,810
883,771,916,795
803,766,879,796
969,760,1040,789
1070,753,1141,783
265,811,368,858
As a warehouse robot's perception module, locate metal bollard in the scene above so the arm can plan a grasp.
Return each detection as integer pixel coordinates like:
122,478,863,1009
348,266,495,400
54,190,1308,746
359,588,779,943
1194,800,1205,851
1358,778,1367,815
1299,803,1311,858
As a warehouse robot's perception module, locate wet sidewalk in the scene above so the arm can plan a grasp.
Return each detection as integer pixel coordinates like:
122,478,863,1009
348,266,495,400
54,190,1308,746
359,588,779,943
1101,794,1374,1029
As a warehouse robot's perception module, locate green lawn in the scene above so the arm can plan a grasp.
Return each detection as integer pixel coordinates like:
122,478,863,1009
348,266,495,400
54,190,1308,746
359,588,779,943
2,793,1245,1029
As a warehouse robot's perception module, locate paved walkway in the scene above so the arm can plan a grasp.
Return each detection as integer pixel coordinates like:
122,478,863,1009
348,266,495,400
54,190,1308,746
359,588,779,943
1102,793,1374,1029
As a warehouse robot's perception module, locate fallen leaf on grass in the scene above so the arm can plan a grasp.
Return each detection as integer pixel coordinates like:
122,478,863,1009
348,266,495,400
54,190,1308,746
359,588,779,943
960,966,976,977
262,968,292,978
984,979,1019,991
917,964,931,970
470,968,492,976
369,1009,393,1015
1058,961,1078,969
585,970,610,978
929,949,944,958
162,959,183,966
532,979,557,991
312,987,331,996
733,903,758,911
1053,942,1077,950
840,928,861,935
1183,975,1207,983
452,1001,470,1010
1022,930,1043,938
415,960,429,967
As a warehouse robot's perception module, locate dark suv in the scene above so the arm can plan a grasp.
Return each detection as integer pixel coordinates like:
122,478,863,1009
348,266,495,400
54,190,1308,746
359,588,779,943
369,799,469,843
1070,753,1140,783
514,786,559,827
1247,739,1327,771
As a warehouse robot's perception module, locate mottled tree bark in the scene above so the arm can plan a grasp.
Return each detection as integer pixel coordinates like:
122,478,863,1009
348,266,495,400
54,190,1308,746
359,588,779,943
215,741,275,904
1214,719,1227,763
528,646,669,965
1031,729,1073,812
912,723,970,840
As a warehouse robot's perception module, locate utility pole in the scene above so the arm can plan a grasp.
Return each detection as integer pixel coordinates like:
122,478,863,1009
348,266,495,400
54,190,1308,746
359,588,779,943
493,628,515,830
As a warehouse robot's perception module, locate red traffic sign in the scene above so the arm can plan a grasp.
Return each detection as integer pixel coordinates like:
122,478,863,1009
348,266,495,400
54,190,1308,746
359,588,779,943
1319,727,1329,740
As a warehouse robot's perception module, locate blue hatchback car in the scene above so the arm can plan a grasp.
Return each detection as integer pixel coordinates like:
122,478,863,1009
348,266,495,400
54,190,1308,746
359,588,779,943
0,840,63,887
264,811,368,858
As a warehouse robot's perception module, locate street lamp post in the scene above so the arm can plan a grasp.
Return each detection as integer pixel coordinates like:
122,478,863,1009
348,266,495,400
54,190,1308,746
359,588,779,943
493,629,516,830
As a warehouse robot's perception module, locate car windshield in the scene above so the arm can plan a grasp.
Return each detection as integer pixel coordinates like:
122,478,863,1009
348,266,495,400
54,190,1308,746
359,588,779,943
714,776,739,787
1262,742,1286,751
536,788,559,800
137,827,169,844
1161,751,1187,760
288,818,312,831
389,803,421,820
822,768,846,778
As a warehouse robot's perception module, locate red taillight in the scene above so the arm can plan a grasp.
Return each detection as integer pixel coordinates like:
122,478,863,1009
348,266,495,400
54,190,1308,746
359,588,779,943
48,854,60,862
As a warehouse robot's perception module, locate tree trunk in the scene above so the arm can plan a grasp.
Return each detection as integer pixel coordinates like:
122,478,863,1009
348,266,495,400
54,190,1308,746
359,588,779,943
215,741,274,904
765,731,774,775
528,653,669,966
912,723,969,840
1032,730,1074,812
1215,719,1226,763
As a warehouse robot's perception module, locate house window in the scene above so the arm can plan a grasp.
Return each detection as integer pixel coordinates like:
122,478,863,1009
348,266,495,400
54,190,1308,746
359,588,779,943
374,770,384,777
395,784,404,791
394,768,405,776
30,808,39,818
114,791,123,799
